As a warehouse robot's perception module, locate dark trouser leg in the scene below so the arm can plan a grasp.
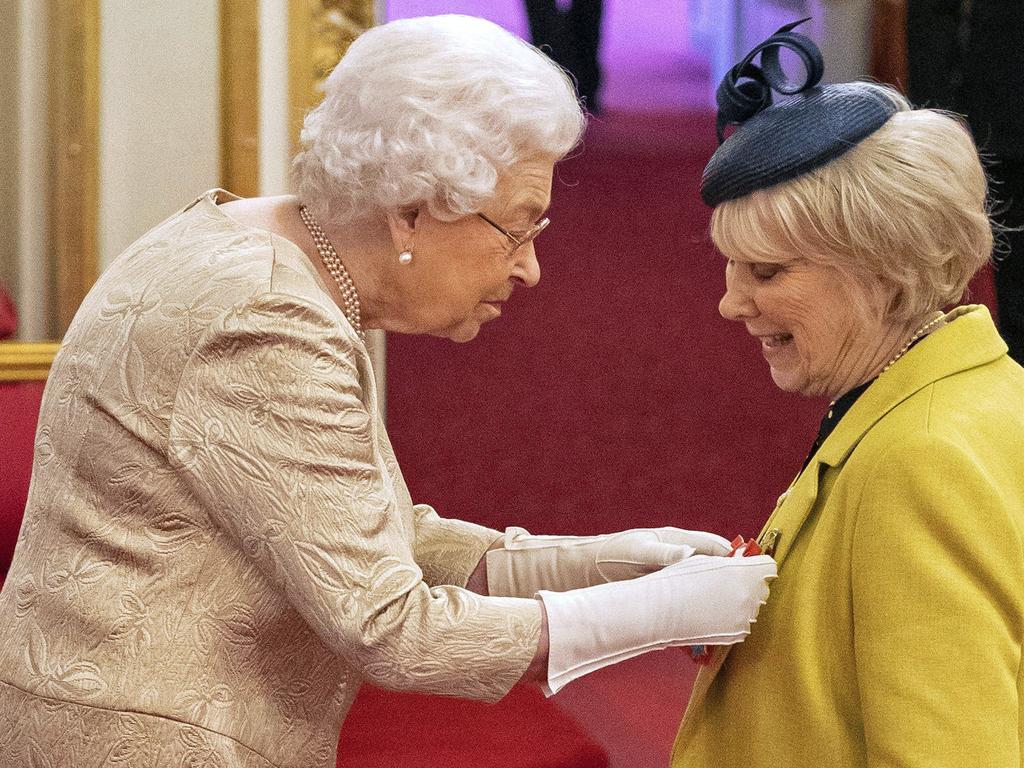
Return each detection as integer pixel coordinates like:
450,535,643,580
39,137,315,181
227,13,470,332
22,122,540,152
525,0,559,48
568,0,604,113
525,0,574,78
990,158,1024,364
525,1,604,112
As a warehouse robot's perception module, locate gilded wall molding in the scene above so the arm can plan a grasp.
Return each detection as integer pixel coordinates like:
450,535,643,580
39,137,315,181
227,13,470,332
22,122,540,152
220,0,261,198
49,0,100,337
288,0,375,159
10,0,99,380
0,342,60,382
220,0,375,188
288,0,385,407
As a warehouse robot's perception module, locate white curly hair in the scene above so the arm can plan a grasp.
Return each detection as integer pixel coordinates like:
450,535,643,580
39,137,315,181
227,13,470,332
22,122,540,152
292,14,586,226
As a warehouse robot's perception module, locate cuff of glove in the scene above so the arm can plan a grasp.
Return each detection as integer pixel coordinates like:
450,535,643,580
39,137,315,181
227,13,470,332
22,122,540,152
537,558,766,695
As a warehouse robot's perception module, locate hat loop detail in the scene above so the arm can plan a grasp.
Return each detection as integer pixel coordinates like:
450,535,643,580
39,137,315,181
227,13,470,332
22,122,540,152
715,18,824,143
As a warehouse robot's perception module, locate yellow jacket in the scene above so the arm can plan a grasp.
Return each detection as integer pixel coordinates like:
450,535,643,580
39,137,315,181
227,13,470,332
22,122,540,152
672,304,1024,767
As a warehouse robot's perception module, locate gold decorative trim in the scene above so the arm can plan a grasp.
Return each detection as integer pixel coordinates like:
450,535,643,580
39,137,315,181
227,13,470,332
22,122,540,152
220,0,261,197
0,342,60,382
49,0,100,336
287,0,375,160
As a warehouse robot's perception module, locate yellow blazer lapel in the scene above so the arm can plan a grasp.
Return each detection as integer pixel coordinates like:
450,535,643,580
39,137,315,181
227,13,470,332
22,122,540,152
814,305,1006,469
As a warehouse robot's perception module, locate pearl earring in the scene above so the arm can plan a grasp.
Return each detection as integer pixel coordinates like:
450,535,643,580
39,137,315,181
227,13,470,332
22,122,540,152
398,250,414,265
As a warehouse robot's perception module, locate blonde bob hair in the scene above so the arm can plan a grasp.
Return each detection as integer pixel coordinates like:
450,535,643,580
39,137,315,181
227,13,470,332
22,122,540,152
292,15,585,227
711,85,993,323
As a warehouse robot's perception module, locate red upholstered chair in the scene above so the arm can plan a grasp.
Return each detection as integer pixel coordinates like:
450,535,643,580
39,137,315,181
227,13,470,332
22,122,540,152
0,379,47,584
0,283,17,341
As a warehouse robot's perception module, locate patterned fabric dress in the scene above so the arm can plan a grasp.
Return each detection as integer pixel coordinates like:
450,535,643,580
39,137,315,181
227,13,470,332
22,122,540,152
0,190,541,767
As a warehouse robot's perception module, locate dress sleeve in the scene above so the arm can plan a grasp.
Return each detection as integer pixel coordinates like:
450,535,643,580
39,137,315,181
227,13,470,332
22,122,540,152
851,432,1023,767
411,504,503,588
167,292,540,702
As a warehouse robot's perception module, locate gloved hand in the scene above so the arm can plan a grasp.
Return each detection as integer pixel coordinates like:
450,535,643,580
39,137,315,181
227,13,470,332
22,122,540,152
486,526,732,598
539,553,776,694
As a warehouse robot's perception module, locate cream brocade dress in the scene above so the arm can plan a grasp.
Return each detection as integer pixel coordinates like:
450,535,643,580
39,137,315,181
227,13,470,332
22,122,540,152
0,190,541,767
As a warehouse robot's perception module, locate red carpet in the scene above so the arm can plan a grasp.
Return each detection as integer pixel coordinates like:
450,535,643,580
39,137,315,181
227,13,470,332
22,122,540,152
387,109,997,538
387,110,824,540
0,380,46,578
337,686,608,768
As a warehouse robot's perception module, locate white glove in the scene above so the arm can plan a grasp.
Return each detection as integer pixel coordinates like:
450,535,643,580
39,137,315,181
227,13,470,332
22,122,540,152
486,526,732,598
539,553,776,694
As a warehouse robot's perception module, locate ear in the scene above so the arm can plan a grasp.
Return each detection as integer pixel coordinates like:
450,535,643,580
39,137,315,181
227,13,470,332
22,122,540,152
384,207,422,250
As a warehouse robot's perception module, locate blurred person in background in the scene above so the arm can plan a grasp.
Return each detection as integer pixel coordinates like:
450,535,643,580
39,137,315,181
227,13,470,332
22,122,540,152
525,0,604,113
908,0,1024,363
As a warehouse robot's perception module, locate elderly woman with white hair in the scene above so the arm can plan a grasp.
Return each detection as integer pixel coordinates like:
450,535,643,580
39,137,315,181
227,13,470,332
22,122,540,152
672,23,1024,768
0,15,774,767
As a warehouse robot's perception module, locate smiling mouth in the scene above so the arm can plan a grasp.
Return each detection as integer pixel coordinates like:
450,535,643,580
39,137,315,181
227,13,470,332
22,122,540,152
760,333,794,349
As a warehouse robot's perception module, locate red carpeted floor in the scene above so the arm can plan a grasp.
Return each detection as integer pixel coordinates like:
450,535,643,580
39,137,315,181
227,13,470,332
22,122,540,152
337,686,609,768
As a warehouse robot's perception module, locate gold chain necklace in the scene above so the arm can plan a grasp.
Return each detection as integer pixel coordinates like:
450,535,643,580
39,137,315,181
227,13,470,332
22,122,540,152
879,311,946,375
828,311,945,413
298,205,365,342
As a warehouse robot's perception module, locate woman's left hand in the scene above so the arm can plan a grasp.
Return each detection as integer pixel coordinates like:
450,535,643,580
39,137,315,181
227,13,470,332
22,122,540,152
485,526,732,598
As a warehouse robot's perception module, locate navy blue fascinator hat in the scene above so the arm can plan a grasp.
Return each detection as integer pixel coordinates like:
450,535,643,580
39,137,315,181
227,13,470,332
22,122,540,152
701,19,898,207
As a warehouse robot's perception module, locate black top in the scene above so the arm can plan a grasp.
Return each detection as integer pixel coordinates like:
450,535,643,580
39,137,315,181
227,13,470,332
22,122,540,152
801,379,873,472
801,336,930,472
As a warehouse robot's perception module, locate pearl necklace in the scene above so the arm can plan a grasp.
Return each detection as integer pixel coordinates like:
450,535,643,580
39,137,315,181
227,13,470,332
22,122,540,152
879,311,946,375
298,205,365,342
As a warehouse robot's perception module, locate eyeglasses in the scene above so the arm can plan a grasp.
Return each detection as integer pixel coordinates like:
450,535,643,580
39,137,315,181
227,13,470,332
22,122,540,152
477,212,550,254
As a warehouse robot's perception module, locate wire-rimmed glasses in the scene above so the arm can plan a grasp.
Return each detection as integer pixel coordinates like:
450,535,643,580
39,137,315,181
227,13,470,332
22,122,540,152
477,212,550,255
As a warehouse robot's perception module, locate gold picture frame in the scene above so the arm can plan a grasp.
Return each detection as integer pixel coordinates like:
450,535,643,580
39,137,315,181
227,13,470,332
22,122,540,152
50,0,101,336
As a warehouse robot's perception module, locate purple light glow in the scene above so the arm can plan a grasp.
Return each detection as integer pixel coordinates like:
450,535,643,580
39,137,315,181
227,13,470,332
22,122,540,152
384,0,709,110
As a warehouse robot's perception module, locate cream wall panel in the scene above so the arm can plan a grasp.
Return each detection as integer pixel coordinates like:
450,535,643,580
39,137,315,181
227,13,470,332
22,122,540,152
1,0,19,294
260,0,291,196
98,0,220,270
821,0,872,84
694,0,871,107
15,0,51,340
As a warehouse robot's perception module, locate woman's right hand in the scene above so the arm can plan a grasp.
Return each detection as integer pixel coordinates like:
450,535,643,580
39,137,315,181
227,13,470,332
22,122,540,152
534,553,777,694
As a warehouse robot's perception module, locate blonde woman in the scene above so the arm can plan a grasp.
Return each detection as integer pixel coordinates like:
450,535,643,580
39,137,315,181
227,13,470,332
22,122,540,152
672,23,1024,767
